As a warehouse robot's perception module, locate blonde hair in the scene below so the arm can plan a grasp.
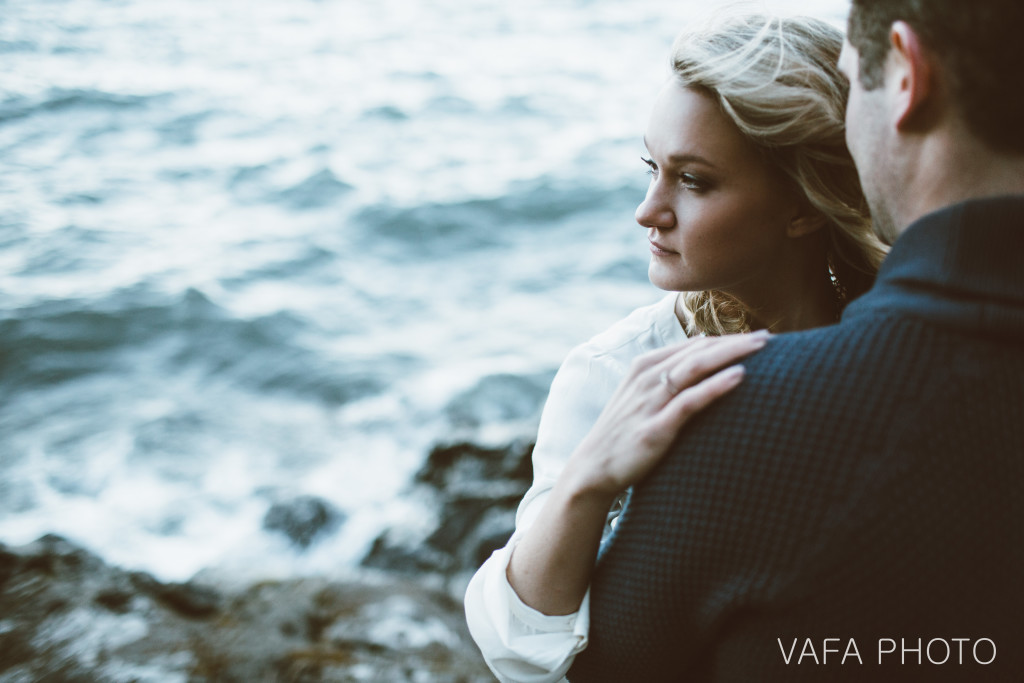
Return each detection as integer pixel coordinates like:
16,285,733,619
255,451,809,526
670,13,888,335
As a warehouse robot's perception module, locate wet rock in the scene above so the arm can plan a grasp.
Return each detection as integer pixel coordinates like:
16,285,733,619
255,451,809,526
93,585,134,614
22,533,107,576
0,547,18,588
264,495,345,548
426,494,521,565
0,535,492,682
416,440,533,493
363,531,455,575
128,571,222,618
457,502,525,570
364,439,534,578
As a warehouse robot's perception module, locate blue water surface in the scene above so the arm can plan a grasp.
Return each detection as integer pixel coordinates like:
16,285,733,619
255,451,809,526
0,0,848,580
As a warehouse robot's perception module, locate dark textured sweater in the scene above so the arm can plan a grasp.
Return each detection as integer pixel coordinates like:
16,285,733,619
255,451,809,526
568,196,1024,682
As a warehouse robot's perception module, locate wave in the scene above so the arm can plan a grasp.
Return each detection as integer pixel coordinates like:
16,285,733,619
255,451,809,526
0,88,166,126
359,105,409,122
0,38,36,54
0,287,394,406
229,165,355,210
276,169,355,210
351,177,638,250
157,110,216,147
445,372,554,429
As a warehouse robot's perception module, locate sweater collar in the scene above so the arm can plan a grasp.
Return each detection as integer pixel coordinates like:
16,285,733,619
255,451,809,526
843,195,1024,339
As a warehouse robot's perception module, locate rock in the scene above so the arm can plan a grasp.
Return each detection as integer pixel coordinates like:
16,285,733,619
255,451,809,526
362,531,455,575
264,495,345,548
364,440,534,578
0,547,19,588
426,494,520,564
92,585,134,614
128,571,222,618
416,440,534,493
461,504,525,570
0,535,492,682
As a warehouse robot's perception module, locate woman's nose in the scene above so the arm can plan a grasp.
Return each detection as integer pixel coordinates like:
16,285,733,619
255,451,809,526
635,184,675,230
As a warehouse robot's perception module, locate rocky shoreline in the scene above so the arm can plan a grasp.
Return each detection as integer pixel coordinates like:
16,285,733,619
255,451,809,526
0,440,534,682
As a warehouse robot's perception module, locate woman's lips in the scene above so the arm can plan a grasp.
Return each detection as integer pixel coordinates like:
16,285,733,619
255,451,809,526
649,240,677,256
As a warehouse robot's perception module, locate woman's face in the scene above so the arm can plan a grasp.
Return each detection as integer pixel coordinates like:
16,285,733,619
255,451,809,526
638,81,804,296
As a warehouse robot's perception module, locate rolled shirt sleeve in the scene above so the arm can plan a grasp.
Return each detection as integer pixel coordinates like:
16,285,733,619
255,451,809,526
465,533,590,683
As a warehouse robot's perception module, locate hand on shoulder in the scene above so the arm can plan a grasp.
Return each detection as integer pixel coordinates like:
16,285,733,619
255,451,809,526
564,331,770,498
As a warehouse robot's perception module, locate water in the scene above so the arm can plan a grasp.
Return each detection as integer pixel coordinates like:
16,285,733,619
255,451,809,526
0,0,849,582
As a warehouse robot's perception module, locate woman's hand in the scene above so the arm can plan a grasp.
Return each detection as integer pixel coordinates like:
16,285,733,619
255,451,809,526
564,330,770,498
505,330,770,618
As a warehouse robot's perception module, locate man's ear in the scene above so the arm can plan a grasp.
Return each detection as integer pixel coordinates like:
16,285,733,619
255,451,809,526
888,21,934,131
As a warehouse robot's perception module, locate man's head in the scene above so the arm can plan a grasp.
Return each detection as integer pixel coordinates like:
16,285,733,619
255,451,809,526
840,0,1024,242
847,0,1024,153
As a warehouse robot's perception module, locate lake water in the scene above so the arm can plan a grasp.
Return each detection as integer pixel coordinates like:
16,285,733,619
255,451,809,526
0,0,849,581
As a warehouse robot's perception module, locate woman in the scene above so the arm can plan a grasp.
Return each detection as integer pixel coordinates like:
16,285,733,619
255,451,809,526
464,12,887,683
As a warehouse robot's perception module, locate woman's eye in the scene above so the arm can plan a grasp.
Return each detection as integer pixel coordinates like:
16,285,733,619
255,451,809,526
681,174,709,192
641,157,657,176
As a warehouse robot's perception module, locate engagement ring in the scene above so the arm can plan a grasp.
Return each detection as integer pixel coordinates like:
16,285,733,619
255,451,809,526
660,370,680,396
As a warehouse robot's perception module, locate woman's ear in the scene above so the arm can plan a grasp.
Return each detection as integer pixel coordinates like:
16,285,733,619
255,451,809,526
787,204,827,238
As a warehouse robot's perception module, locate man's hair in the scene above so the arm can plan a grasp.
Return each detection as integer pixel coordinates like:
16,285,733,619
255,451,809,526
847,0,1024,153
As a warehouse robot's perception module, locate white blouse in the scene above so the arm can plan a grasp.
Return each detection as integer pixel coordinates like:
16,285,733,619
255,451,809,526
464,292,689,683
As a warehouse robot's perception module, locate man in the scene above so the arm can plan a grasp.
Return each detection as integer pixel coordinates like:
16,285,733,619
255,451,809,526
568,1,1024,680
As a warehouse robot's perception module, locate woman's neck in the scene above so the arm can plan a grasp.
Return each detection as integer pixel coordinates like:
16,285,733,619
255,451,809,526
733,243,840,334
745,280,837,333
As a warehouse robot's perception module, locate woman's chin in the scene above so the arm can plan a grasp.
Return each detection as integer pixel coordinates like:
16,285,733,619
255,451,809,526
648,263,692,292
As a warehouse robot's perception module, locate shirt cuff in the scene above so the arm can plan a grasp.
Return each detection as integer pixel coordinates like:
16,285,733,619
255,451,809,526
465,538,590,683
505,563,588,635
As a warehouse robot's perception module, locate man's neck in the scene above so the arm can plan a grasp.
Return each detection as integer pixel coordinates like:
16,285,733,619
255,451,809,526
893,128,1024,238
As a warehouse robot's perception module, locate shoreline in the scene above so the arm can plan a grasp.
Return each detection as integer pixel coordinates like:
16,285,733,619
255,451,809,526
0,439,534,681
